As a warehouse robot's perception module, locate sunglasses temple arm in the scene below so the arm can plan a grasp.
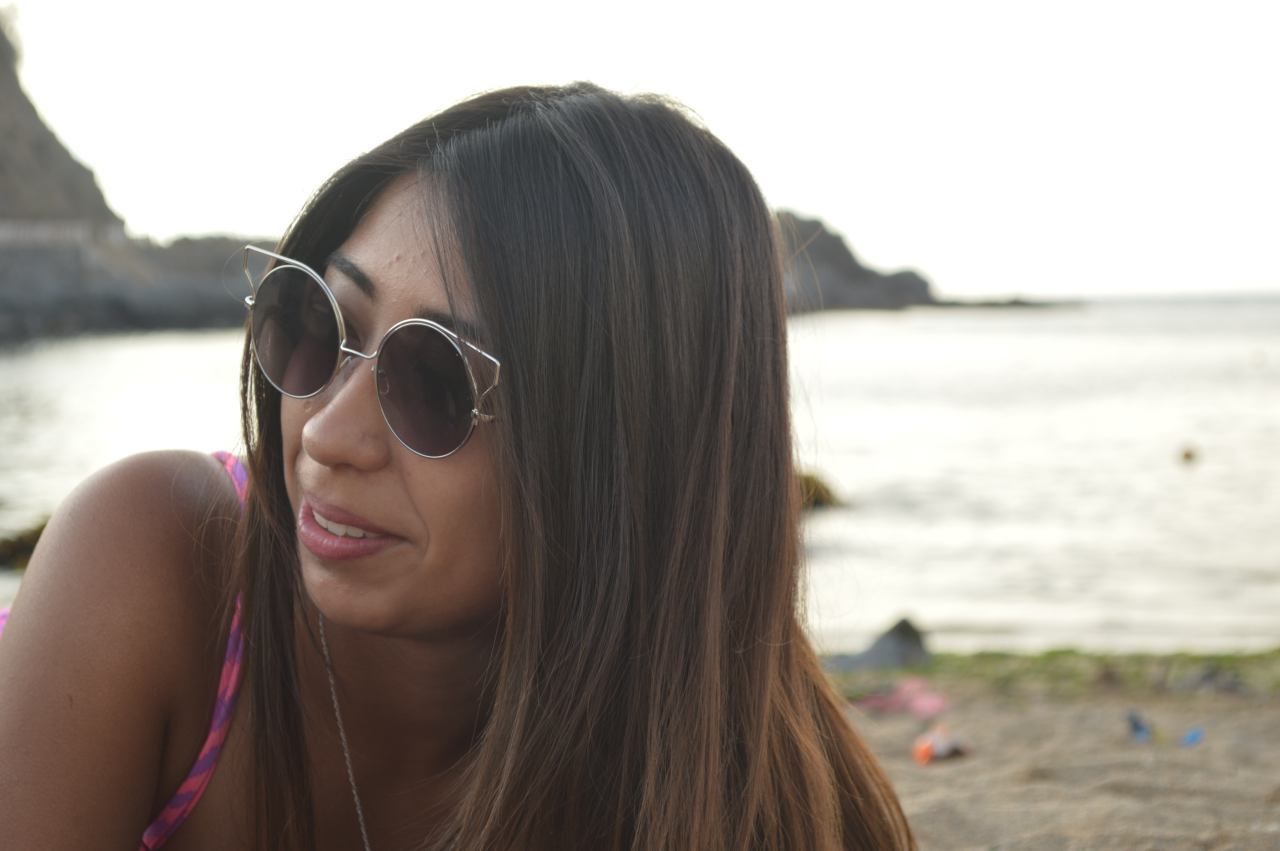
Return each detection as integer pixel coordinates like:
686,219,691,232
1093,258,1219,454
466,345,501,418
242,247,260,295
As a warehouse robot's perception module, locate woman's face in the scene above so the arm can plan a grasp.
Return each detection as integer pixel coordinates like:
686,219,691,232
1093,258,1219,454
281,176,503,638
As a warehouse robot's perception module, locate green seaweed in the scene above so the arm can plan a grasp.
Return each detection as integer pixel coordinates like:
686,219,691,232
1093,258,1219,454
798,471,840,509
826,647,1280,700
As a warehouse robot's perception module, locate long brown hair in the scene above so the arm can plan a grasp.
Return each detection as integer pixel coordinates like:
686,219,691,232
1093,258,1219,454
229,83,914,850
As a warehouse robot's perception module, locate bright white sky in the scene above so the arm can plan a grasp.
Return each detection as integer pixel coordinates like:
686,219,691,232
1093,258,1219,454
8,0,1280,298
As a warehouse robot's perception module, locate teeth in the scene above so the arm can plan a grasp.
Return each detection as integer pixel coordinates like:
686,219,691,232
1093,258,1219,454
313,509,372,539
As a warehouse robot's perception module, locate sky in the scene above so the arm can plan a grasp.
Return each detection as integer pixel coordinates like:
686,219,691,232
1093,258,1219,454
7,0,1280,299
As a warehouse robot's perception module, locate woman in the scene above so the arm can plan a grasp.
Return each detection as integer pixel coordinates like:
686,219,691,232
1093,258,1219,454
0,83,914,849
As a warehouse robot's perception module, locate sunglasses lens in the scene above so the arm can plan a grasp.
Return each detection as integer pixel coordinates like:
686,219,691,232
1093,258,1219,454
251,266,339,397
378,324,475,457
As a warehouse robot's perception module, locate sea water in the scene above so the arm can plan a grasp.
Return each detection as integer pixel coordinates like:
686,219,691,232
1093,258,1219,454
1,299,1277,652
792,298,1280,652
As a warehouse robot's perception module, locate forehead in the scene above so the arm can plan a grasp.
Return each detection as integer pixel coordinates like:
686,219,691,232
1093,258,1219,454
328,175,473,318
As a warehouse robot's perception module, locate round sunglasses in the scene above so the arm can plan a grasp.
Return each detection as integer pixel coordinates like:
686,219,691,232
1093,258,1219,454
241,245,500,458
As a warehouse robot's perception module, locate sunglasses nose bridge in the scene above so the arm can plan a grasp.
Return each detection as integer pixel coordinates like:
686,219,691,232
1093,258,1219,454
338,346,385,397
339,343,376,361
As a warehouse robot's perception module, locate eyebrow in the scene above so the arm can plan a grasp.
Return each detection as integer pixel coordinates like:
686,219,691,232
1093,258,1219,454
328,251,377,299
326,250,487,345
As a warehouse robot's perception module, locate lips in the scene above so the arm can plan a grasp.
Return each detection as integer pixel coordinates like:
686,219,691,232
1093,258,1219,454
303,497,394,537
313,509,372,539
297,498,401,561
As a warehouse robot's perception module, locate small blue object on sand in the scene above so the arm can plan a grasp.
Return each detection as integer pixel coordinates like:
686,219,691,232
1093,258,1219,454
1127,710,1153,743
1180,727,1204,747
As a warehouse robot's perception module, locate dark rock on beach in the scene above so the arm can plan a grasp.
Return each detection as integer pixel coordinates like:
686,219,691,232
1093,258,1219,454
823,618,932,672
0,518,44,570
798,470,841,510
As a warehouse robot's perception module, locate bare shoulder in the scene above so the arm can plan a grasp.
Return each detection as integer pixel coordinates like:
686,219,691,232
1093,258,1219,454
0,449,242,848
19,449,241,619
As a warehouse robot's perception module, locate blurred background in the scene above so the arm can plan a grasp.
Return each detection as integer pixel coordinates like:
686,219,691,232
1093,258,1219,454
1,0,1277,655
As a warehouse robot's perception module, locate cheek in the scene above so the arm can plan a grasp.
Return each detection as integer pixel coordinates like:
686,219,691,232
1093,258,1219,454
280,397,305,450
411,443,504,609
279,397,305,507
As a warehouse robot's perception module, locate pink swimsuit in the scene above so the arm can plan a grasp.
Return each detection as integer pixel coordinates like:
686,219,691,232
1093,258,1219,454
0,450,248,849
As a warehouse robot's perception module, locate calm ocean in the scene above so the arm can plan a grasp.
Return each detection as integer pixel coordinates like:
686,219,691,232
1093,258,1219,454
2,298,1278,652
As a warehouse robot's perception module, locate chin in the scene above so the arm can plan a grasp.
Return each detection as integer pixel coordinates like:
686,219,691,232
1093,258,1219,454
298,555,498,641
298,555,402,634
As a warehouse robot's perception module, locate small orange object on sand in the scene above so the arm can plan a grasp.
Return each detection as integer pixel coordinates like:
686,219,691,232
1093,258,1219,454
912,723,970,766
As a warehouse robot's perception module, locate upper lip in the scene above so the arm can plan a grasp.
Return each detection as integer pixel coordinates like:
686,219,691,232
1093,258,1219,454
304,496,397,537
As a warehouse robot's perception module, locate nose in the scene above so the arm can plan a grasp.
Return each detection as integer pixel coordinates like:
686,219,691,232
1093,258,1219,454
300,354,392,472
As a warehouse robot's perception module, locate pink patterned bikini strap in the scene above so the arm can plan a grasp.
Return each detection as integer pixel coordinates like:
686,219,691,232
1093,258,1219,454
211,450,249,505
138,451,248,850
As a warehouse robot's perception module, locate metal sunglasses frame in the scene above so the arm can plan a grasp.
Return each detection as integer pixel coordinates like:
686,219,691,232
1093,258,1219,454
241,244,501,459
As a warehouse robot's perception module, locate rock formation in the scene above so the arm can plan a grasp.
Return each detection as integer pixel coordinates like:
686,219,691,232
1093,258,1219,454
777,211,936,312
0,22,257,342
0,27,119,224
823,618,932,672
1,19,951,342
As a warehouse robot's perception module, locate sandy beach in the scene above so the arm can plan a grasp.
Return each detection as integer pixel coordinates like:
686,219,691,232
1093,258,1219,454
838,654,1280,849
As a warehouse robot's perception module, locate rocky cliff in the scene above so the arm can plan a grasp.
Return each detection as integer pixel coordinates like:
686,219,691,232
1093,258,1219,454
778,211,936,312
0,24,120,224
1,21,947,342
0,24,262,342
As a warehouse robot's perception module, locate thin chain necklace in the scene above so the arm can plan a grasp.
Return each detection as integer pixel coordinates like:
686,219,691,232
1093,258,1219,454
318,613,375,851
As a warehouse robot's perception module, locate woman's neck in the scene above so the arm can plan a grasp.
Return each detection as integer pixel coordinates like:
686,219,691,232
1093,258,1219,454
294,601,496,794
